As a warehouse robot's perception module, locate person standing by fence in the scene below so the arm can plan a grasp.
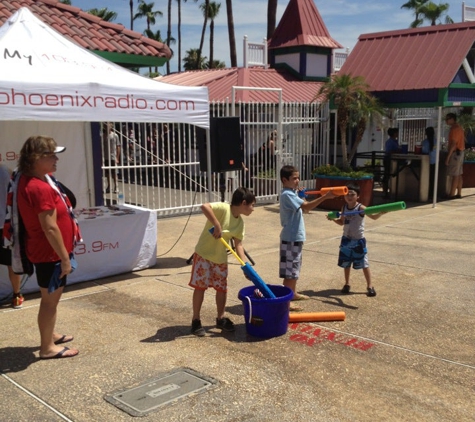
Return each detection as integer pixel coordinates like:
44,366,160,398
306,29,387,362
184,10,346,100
103,122,121,194
0,163,23,308
444,113,465,199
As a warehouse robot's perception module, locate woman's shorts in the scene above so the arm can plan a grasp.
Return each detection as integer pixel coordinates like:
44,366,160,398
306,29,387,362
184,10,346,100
189,253,228,292
338,237,369,269
279,240,303,280
35,261,67,290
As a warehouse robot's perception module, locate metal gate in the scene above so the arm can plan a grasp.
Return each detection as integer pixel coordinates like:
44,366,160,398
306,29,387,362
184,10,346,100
101,100,329,216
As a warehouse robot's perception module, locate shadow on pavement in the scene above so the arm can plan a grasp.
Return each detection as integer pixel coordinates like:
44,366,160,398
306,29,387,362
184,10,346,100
0,346,39,373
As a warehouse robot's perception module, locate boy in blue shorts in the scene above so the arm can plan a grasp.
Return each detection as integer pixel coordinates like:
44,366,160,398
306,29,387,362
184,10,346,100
279,165,335,311
328,183,384,297
189,187,256,336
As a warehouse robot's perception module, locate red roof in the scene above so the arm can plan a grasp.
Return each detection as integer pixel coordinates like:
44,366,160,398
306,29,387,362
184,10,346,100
0,0,171,61
158,67,326,103
340,22,475,92
269,0,342,50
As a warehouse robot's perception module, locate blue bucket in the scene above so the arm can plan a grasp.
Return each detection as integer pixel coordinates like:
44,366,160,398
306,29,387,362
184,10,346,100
238,285,293,338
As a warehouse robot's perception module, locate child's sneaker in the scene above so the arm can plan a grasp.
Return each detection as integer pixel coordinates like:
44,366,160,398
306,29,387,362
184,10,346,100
216,317,235,332
367,287,376,297
12,293,24,309
341,285,350,294
191,319,205,337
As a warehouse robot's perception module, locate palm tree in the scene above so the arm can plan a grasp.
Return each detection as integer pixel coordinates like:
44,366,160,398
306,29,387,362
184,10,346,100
166,0,172,75
176,0,197,73
267,0,278,40
207,60,226,69
419,1,453,26
348,95,385,164
197,0,210,69
317,74,375,169
183,48,207,70
144,28,175,73
200,2,221,69
86,8,118,22
129,0,134,29
226,0,237,67
401,0,429,28
134,1,163,32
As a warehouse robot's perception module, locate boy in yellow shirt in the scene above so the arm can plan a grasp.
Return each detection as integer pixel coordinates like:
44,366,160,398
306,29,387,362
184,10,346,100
189,187,256,336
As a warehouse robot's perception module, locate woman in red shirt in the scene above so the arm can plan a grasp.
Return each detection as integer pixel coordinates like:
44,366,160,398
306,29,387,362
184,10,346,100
17,136,79,359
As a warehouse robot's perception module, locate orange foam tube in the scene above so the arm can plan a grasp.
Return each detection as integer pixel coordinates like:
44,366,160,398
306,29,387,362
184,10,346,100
305,186,348,196
288,311,346,322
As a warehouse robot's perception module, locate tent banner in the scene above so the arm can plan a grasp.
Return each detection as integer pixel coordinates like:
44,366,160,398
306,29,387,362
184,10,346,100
0,82,210,127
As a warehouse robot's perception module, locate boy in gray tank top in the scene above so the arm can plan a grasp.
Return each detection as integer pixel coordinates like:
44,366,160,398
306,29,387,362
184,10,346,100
328,183,385,297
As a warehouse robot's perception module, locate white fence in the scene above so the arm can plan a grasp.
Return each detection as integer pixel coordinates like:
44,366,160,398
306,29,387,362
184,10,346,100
101,100,330,217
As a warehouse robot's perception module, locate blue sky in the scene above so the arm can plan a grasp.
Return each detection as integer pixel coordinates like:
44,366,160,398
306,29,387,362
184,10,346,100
70,0,465,73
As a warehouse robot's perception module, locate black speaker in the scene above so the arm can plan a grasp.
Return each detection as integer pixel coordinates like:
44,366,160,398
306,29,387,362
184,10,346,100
197,117,244,172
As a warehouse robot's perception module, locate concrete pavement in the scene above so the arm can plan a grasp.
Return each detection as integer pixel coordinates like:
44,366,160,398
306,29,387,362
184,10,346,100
1,190,474,421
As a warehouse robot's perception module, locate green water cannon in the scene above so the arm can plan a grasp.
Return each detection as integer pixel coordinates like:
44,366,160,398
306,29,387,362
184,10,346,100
327,201,406,219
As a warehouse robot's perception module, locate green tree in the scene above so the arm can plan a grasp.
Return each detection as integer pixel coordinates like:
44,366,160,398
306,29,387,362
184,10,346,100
401,0,429,28
348,95,385,163
183,48,207,70
419,1,453,25
267,0,278,40
176,0,198,72
166,0,172,74
226,0,237,67
129,0,134,29
200,1,221,69
197,0,210,68
134,1,163,32
59,0,72,4
144,28,175,73
206,59,226,69
317,74,376,169
86,8,118,22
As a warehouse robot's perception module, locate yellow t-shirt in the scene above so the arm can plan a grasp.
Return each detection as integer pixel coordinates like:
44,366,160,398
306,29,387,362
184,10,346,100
195,202,245,264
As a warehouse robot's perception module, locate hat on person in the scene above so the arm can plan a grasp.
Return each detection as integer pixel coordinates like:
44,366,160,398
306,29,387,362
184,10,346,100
54,146,66,153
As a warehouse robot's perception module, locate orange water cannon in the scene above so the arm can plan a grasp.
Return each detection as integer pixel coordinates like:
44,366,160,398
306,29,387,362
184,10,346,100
298,186,348,198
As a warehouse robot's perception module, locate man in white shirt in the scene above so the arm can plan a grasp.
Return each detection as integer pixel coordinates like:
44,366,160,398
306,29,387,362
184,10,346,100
103,122,121,194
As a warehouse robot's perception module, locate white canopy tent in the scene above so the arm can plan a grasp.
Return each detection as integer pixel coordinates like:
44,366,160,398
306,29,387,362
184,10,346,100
0,7,209,207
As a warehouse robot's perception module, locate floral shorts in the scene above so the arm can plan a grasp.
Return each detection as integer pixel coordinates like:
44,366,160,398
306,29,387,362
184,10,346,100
189,253,228,292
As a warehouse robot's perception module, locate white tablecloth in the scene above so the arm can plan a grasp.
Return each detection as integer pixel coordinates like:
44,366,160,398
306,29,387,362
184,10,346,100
0,205,157,299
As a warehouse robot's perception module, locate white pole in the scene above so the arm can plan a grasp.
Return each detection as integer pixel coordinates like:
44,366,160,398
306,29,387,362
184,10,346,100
433,106,443,207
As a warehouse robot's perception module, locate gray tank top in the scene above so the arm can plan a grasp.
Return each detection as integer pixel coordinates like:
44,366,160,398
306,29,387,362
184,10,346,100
342,203,365,239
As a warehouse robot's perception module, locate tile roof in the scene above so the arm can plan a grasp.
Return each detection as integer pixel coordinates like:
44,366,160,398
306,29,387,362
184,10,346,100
157,67,326,103
0,0,171,65
269,0,342,50
340,22,475,92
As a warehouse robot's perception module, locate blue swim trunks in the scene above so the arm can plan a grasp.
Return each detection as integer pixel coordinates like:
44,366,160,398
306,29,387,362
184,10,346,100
338,236,369,269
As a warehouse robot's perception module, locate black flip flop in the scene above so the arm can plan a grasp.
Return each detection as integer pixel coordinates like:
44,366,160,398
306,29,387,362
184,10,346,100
54,335,74,345
40,346,79,360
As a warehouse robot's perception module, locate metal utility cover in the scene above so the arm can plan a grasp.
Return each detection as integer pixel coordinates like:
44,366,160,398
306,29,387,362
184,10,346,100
104,368,219,417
